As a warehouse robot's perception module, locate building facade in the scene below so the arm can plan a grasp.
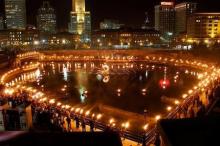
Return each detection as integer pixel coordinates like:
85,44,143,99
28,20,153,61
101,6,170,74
92,28,161,49
187,13,220,43
37,1,57,34
0,28,39,47
100,19,122,30
175,2,197,35
5,0,26,30
0,15,4,30
68,0,91,43
39,32,75,46
155,1,175,36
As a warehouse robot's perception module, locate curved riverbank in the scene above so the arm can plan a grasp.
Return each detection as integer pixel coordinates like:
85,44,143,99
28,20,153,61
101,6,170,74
1,50,220,144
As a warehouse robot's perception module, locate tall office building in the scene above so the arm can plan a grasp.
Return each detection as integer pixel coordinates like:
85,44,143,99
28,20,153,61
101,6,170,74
155,1,175,36
37,1,57,34
175,2,197,35
68,0,91,42
5,0,26,29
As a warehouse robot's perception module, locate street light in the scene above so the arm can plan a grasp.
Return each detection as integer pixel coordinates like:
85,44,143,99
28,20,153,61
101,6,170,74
4,88,14,95
174,100,180,105
34,40,40,45
124,122,129,130
57,102,62,106
75,108,80,113
92,113,96,119
182,94,188,99
188,90,193,94
143,124,149,131
121,121,130,140
166,106,172,112
85,110,90,116
155,115,161,122
49,99,55,104
42,97,47,102
96,114,102,120
109,118,114,124
117,88,122,93
65,105,70,109
62,39,66,44
80,109,84,114
109,118,115,127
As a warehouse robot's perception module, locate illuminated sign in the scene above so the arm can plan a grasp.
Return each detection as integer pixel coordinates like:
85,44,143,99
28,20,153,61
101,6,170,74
161,2,174,6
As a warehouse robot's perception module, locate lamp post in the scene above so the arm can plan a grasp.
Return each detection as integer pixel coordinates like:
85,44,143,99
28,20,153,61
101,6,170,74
109,118,114,127
121,123,125,140
121,122,129,140
95,114,102,130
142,124,149,146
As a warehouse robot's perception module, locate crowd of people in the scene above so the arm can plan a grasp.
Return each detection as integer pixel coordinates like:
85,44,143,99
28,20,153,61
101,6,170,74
32,101,94,132
1,78,220,146
172,79,220,119
151,78,220,146
0,91,30,108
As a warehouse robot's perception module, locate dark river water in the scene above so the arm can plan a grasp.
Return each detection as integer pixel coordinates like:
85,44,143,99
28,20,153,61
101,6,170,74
23,62,200,118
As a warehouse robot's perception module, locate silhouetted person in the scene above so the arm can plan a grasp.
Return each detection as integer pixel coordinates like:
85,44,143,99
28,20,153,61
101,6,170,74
81,120,86,132
66,116,71,131
154,132,161,146
75,116,80,129
89,120,94,132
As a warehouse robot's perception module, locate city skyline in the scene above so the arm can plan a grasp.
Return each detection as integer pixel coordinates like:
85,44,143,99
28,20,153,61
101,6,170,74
0,0,220,31
0,0,220,146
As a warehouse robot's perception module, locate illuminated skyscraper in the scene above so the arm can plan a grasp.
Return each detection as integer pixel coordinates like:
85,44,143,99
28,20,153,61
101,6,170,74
175,2,197,35
155,1,175,36
37,1,57,34
68,0,91,43
5,0,26,29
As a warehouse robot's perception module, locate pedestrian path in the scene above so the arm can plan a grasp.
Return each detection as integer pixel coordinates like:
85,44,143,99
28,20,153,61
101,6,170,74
62,118,139,146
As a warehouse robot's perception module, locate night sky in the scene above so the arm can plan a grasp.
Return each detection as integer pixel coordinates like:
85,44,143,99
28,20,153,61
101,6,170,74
0,0,220,31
